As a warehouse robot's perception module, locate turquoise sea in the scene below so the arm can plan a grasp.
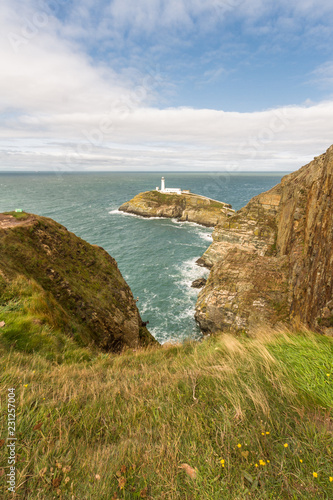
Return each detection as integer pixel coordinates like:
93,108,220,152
0,172,286,343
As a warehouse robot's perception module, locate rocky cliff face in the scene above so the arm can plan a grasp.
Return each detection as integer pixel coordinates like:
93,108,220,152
0,213,156,352
119,190,235,227
195,145,333,335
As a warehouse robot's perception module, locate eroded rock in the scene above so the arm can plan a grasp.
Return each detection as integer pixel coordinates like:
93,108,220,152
195,145,333,335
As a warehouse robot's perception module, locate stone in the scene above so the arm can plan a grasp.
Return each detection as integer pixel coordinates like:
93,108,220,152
195,144,333,335
191,278,207,289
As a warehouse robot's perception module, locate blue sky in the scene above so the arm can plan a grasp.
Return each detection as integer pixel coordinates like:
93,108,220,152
0,0,333,171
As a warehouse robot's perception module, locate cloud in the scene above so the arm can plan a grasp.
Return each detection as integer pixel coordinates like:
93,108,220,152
311,61,333,89
1,100,333,172
0,0,333,173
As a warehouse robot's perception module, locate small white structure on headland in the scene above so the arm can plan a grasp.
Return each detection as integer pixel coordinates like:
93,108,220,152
156,176,182,195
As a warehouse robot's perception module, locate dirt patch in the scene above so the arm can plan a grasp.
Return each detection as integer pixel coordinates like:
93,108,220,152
0,213,35,229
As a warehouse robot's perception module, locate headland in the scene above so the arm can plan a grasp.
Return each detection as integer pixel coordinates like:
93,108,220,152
119,177,235,227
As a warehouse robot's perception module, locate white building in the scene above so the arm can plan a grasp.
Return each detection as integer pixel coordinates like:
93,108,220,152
156,176,182,195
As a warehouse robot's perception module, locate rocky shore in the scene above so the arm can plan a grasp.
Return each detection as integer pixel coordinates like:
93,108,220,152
195,145,333,336
119,190,235,227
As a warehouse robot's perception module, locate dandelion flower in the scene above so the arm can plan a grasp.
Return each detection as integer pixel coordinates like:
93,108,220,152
327,374,330,377
24,384,28,388
220,459,225,467
267,460,270,463
266,431,270,435
255,464,258,468
329,477,333,482
284,443,288,448
299,459,303,463
313,472,318,478
237,444,242,448
261,432,265,436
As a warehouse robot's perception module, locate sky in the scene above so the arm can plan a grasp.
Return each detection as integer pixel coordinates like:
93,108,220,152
0,0,333,172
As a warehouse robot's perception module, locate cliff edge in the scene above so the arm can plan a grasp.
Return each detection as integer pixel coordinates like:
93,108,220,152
195,145,333,335
0,212,156,355
119,190,235,227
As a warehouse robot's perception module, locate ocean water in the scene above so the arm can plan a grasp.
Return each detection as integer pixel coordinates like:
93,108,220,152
0,172,286,343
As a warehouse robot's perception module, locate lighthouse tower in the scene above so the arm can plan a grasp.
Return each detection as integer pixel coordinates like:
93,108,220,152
161,176,165,191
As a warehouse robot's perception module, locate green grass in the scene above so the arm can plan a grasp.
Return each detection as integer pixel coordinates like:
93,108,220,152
1,329,332,499
0,275,96,363
3,211,30,220
0,214,154,351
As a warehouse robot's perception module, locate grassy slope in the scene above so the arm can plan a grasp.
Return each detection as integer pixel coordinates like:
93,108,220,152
0,213,154,352
0,330,332,499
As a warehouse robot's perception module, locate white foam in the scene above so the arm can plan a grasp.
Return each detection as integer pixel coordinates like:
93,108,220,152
109,210,172,221
171,218,207,228
196,231,213,242
176,256,210,293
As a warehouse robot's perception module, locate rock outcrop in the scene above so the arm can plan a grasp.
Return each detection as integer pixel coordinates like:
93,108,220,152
191,278,207,289
119,190,235,227
195,145,333,335
0,212,156,352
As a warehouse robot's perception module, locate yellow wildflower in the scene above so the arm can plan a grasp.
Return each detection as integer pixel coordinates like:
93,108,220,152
313,472,318,478
284,443,288,448
24,384,28,388
300,459,303,463
261,432,265,436
266,431,270,435
267,460,270,463
220,459,225,467
329,477,333,482
327,373,330,377
255,464,258,468
237,444,242,448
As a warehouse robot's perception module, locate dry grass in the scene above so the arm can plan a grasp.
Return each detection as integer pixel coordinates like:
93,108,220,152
1,329,333,499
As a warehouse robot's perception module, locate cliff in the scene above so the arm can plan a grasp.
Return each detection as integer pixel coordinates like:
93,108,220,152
195,145,333,335
0,212,156,356
119,190,235,227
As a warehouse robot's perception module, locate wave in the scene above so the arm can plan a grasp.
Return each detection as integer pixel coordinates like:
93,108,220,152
175,257,209,293
109,210,173,221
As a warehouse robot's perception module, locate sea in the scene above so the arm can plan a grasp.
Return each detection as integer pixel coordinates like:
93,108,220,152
0,172,287,343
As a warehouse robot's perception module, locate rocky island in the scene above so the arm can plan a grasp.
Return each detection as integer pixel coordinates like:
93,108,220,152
195,145,333,336
119,177,235,227
0,212,156,355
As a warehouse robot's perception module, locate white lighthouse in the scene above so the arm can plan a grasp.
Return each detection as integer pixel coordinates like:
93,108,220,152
156,176,182,195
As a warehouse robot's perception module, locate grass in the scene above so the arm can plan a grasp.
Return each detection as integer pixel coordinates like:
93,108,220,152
1,329,332,499
0,275,96,363
0,214,154,351
3,211,30,221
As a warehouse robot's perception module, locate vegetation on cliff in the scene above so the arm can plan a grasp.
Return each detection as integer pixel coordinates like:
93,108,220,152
0,329,332,499
0,212,155,359
119,190,234,227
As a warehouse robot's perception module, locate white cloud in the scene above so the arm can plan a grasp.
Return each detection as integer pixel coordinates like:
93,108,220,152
0,0,332,172
312,61,333,89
